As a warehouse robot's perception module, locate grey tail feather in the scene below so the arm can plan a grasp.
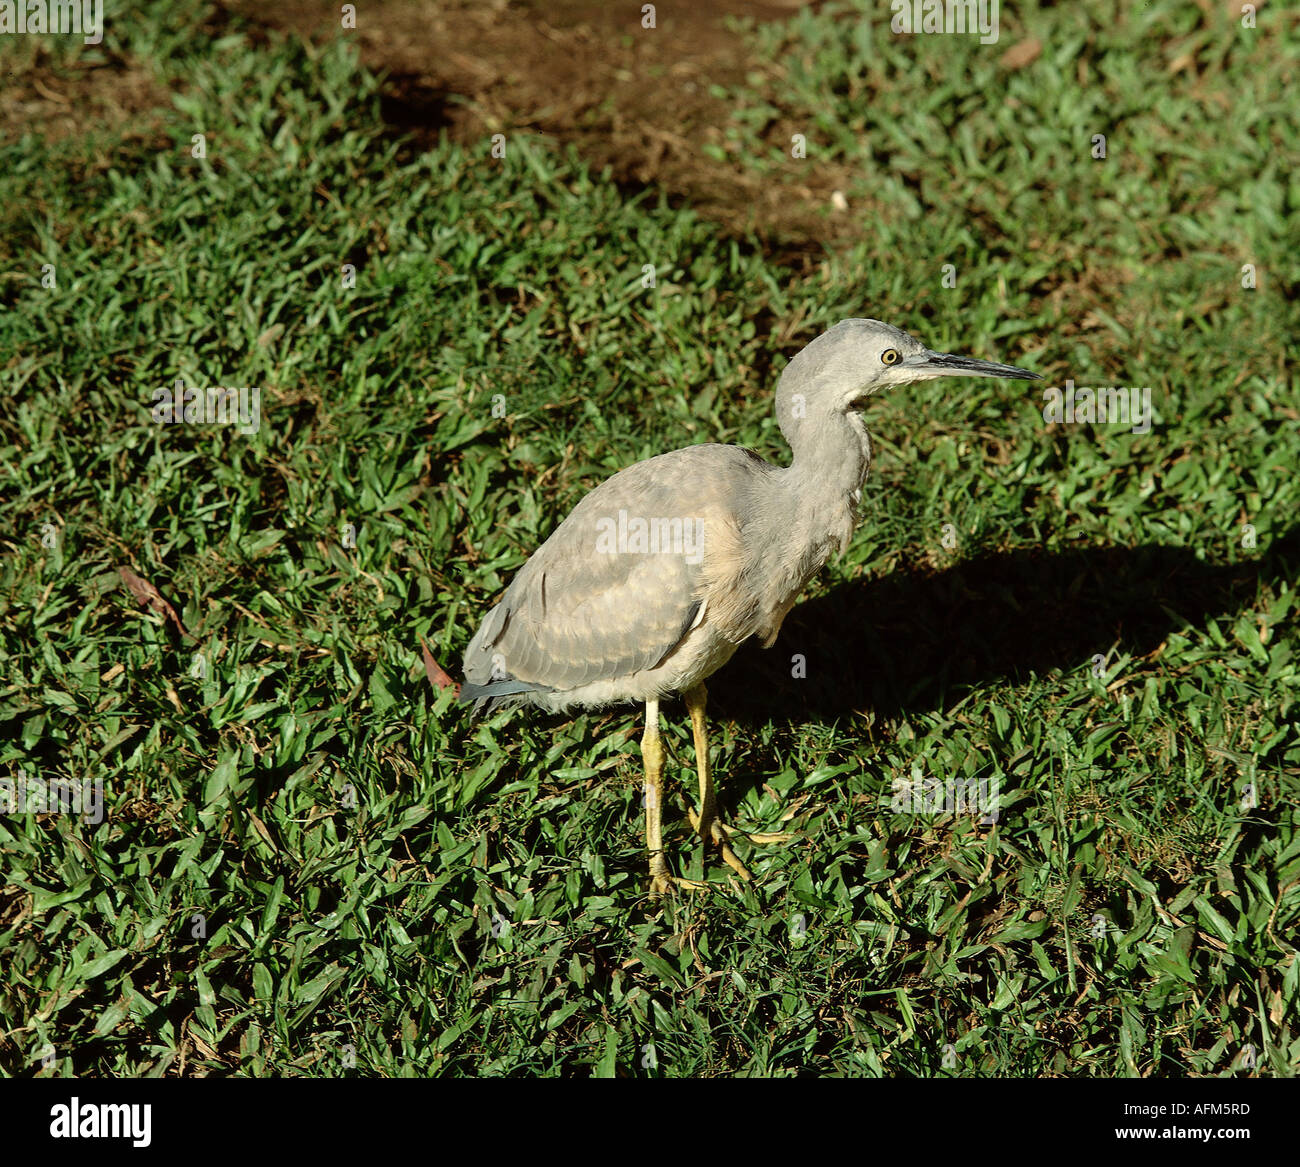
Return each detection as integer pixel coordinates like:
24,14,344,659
458,677,551,718
458,679,541,703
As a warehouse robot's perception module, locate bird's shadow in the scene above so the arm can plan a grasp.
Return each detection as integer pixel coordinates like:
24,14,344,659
706,528,1297,729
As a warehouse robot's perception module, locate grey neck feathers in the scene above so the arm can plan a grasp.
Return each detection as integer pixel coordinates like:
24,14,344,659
783,405,872,504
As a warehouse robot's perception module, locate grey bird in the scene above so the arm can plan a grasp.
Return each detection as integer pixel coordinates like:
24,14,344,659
460,318,1040,895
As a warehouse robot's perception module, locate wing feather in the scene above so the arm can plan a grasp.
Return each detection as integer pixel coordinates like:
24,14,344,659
463,445,764,696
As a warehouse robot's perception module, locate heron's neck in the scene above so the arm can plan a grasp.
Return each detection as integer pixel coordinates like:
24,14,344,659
785,410,872,504
733,411,871,636
750,408,871,582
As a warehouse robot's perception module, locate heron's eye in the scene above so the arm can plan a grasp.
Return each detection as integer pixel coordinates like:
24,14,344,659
881,348,901,366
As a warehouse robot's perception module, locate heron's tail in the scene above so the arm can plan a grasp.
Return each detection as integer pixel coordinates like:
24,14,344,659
458,677,550,718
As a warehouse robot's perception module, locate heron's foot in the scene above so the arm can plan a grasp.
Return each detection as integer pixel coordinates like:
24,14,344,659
648,856,710,897
683,809,757,882
649,872,711,897
687,810,795,847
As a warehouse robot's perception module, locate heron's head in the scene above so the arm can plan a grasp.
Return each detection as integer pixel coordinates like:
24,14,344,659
775,318,1040,436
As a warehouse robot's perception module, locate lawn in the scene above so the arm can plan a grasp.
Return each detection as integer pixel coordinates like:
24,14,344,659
0,0,1296,1077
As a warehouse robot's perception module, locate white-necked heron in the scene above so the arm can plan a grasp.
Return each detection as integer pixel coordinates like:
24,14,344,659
461,318,1040,894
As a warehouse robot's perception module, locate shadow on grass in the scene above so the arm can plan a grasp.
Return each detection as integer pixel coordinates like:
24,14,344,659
707,528,1299,727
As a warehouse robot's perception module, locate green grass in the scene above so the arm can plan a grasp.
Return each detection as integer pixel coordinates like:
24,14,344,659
0,0,1296,1076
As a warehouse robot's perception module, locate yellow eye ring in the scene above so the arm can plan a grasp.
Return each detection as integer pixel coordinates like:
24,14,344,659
881,348,901,365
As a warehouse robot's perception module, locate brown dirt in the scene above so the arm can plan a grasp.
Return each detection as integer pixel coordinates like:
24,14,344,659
0,44,170,148
223,0,855,252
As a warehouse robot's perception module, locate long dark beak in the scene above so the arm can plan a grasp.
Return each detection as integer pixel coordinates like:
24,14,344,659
908,351,1042,381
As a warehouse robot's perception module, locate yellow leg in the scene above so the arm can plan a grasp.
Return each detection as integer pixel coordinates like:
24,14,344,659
643,698,669,894
684,684,753,883
644,697,705,896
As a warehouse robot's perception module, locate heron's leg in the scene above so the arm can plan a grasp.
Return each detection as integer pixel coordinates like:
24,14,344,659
644,698,706,896
684,684,752,882
643,698,671,894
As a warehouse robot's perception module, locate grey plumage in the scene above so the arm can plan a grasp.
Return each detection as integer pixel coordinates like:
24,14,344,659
461,443,773,715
